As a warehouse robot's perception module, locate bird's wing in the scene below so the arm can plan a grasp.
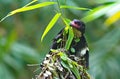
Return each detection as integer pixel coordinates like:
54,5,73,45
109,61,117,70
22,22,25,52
51,28,64,49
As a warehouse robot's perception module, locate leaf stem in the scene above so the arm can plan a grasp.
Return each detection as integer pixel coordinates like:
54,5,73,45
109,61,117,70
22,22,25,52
56,0,65,18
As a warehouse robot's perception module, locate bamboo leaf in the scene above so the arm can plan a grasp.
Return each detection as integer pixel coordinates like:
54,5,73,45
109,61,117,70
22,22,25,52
104,11,120,26
81,4,114,23
62,18,71,27
5,30,17,52
65,26,74,50
61,61,71,72
8,2,56,14
41,13,61,41
70,64,81,79
70,47,75,53
62,18,74,50
0,2,56,22
58,52,67,61
60,5,91,11
62,18,71,33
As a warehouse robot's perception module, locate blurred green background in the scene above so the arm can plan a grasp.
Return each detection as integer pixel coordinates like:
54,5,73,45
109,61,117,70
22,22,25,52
0,0,120,79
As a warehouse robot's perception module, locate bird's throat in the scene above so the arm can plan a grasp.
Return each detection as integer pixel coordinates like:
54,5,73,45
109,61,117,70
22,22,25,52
73,28,82,38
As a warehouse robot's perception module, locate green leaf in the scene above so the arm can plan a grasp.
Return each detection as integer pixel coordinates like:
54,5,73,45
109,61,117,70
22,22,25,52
70,64,81,79
70,47,75,53
9,2,56,14
57,38,62,43
62,18,71,26
41,13,61,41
60,5,91,11
59,52,81,79
65,27,74,50
104,11,120,26
68,61,73,68
59,52,68,61
75,38,80,42
0,63,14,79
90,26,120,79
81,3,115,23
5,30,17,52
4,55,23,71
12,43,40,63
62,18,71,34
50,49,59,53
61,61,71,72
0,2,56,22
62,18,73,50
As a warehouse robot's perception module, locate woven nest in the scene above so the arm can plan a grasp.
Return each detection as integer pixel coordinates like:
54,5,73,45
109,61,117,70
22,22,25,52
35,49,90,79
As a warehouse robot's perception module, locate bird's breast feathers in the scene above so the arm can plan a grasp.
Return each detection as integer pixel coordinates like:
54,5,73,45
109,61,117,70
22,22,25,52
79,47,89,56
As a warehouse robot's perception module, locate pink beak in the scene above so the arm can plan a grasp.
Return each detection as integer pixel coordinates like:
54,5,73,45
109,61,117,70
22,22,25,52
70,21,80,28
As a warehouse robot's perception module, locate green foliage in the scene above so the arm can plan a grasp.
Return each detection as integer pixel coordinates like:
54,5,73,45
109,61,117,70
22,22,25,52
60,5,91,11
0,0,91,78
90,26,120,79
65,26,74,50
42,50,89,79
41,13,61,41
0,31,40,79
0,0,120,79
82,2,120,26
81,3,114,23
62,18,75,50
0,1,56,22
59,51,90,79
59,52,81,79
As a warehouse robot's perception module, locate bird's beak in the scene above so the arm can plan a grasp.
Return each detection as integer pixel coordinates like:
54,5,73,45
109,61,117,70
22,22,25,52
70,21,79,28
70,21,75,26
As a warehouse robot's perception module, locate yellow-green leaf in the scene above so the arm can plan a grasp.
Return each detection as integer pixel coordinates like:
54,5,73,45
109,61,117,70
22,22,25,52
70,64,81,79
61,18,74,50
81,4,114,23
50,49,59,53
65,27,74,50
61,60,71,72
9,2,56,15
41,13,61,41
62,18,71,33
0,2,56,22
70,47,75,53
104,11,120,26
59,52,68,61
60,5,91,11
62,18,71,26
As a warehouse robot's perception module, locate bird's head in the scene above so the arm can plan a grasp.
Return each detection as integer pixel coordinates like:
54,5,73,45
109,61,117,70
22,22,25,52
70,19,85,34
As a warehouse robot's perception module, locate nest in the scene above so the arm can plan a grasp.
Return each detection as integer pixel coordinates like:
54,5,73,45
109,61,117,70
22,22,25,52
35,49,90,79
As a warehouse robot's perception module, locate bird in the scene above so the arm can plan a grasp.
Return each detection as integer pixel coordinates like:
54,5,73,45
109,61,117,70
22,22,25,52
38,19,89,79
51,19,89,69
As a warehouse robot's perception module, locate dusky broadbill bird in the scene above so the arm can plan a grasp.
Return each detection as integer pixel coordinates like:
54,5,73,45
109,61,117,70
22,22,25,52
51,19,89,69
39,19,89,79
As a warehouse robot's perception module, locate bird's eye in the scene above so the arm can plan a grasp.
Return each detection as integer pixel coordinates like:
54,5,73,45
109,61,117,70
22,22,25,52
74,21,77,24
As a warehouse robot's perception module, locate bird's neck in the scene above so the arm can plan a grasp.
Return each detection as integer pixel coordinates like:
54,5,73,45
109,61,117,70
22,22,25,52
73,28,84,38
